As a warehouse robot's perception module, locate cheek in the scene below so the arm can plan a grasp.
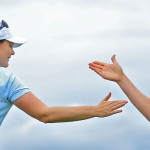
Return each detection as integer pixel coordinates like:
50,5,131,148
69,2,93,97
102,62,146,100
0,49,8,61
0,51,3,59
0,51,5,57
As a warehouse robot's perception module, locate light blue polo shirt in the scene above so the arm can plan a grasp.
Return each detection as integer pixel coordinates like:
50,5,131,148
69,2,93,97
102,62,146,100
0,68,30,125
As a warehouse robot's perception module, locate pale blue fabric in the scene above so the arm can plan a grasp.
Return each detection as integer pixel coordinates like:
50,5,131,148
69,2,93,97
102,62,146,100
0,68,30,125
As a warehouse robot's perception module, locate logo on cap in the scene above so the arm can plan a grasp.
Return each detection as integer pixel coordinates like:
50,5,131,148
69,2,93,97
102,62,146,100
0,20,9,30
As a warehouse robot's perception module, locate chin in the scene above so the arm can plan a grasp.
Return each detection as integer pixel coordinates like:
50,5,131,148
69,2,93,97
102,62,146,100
3,64,9,68
0,62,9,68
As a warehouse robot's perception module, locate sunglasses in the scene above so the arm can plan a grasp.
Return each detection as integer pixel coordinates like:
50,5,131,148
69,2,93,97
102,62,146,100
0,20,9,30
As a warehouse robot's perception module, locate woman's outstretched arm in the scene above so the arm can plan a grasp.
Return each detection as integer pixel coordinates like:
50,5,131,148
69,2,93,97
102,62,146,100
13,92,127,123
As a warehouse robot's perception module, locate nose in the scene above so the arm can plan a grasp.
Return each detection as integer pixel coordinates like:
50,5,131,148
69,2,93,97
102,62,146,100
11,49,15,55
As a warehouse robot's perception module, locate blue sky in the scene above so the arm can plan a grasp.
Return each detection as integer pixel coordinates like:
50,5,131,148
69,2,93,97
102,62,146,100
1,0,150,150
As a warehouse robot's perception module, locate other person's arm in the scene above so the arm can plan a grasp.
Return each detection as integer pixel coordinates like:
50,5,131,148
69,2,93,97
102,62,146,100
89,55,150,121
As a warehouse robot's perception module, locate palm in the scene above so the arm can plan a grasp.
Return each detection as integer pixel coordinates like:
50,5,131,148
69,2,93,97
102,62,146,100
100,63,122,81
89,55,123,82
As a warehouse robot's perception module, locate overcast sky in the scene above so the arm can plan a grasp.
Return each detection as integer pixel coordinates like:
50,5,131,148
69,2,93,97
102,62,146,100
1,0,150,150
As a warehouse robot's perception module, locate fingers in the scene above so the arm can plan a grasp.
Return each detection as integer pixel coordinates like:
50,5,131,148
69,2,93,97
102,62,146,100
108,109,123,116
88,62,104,76
89,54,118,67
89,65,102,75
89,62,104,70
110,100,127,110
90,61,105,66
96,99,128,117
107,100,128,116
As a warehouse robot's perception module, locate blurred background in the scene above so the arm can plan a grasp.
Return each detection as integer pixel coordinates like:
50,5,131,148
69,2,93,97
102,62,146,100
0,0,150,150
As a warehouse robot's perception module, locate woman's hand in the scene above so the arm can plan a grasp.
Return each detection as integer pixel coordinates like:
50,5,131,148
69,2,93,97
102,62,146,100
94,92,127,117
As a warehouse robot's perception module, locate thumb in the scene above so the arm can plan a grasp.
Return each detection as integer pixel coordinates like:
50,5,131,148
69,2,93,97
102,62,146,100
102,92,111,102
111,55,118,64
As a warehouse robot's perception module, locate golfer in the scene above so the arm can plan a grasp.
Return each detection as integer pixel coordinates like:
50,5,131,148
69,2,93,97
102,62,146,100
0,20,127,126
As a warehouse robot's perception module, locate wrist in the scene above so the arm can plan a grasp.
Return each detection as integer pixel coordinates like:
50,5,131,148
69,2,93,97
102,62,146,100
116,72,127,85
91,105,105,118
89,106,98,118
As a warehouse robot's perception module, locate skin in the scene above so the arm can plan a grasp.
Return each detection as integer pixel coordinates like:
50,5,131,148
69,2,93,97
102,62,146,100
0,41,127,123
89,55,150,122
0,40,15,67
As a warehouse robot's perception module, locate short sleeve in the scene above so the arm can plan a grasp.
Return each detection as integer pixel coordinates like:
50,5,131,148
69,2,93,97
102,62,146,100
4,73,30,102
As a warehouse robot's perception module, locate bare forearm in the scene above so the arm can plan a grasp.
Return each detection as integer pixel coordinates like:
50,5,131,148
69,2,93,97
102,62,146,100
14,92,127,124
117,73,150,121
42,106,95,123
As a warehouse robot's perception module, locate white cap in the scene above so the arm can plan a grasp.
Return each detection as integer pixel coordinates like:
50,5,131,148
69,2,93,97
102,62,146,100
0,20,27,48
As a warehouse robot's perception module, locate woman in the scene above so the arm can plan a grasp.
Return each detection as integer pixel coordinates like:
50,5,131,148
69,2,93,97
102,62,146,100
89,55,150,121
0,20,127,126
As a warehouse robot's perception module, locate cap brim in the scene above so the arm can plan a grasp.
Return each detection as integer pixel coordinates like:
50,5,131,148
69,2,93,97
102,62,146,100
6,36,27,48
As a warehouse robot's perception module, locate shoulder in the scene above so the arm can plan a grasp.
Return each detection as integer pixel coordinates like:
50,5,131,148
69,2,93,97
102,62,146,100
0,68,25,89
0,68,30,102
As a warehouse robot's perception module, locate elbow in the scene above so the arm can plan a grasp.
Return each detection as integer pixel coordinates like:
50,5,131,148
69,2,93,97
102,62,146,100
36,108,55,124
34,108,49,124
38,113,50,124
39,117,56,124
38,117,49,124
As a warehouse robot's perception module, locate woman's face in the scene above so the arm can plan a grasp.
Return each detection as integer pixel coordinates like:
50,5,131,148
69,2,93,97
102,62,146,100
0,40,15,67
